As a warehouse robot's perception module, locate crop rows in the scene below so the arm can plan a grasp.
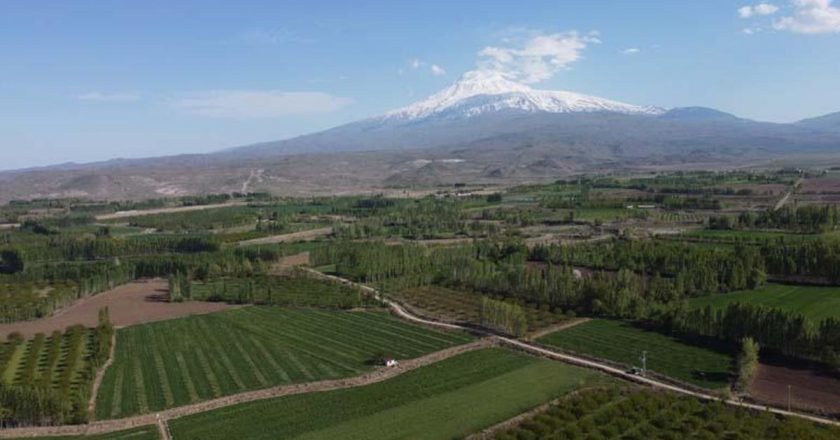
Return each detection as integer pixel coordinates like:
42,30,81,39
1,326,93,396
493,387,840,440
390,286,565,331
168,348,601,440
538,319,733,389
95,307,472,419
688,283,840,323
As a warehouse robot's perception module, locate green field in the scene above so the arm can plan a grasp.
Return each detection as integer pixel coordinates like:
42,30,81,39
689,283,840,322
1,327,95,397
538,319,734,389
389,286,566,331
190,275,376,309
683,229,821,241
493,387,840,440
168,348,603,440
95,307,472,419
8,426,159,440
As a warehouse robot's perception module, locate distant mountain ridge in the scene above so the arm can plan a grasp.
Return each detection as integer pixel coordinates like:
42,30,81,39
2,71,840,202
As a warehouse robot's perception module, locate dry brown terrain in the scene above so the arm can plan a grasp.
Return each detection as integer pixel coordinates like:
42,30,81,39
750,362,840,416
237,226,333,246
95,201,248,221
0,279,235,338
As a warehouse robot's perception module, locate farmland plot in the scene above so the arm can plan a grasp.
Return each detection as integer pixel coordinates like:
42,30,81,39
689,283,840,322
539,319,734,389
168,348,603,440
5,426,160,440
95,307,472,419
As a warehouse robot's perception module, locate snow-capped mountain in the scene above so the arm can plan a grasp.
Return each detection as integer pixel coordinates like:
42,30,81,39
383,70,664,121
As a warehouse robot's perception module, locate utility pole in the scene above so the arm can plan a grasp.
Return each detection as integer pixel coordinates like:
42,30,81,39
641,351,647,377
788,385,792,412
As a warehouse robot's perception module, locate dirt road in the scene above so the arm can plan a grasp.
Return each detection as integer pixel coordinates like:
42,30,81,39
0,279,235,338
95,202,249,221
0,339,494,438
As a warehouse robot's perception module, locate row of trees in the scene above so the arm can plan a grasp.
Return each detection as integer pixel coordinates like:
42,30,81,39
710,205,840,233
479,297,528,337
0,307,112,426
659,303,840,368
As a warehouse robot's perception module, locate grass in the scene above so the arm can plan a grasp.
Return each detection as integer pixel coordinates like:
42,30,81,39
689,283,840,322
538,319,733,389
168,348,604,440
7,426,159,440
95,307,472,419
683,229,822,241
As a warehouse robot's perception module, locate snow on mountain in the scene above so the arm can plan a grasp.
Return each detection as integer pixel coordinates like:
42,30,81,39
383,70,664,121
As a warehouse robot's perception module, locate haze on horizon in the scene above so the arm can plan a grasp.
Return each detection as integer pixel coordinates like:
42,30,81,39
1,0,839,171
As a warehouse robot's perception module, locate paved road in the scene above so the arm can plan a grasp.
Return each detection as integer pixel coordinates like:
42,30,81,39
307,269,840,428
4,269,838,438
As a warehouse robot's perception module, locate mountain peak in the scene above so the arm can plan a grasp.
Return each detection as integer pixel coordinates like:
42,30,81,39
383,70,664,122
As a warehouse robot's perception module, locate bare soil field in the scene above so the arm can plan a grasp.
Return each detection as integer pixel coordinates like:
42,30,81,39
801,178,840,194
750,362,840,416
237,226,332,246
0,279,235,338
268,251,311,274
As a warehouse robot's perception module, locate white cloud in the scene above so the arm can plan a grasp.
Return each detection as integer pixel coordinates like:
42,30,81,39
476,31,598,83
430,64,446,76
172,90,352,118
774,0,840,34
76,92,141,102
738,3,780,18
409,58,424,69
621,48,641,55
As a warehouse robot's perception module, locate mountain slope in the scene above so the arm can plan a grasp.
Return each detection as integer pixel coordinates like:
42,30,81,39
382,70,663,121
3,72,840,202
798,112,840,132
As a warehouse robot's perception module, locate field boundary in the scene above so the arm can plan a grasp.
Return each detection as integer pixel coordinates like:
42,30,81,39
0,338,494,438
87,330,117,416
311,270,840,428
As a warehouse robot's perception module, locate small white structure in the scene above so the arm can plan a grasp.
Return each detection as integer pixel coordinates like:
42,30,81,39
385,358,399,367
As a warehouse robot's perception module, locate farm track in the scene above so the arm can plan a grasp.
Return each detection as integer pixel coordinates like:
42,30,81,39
236,227,333,246
525,318,591,341
302,268,840,428
87,331,117,415
0,339,494,438
94,202,250,221
4,268,838,437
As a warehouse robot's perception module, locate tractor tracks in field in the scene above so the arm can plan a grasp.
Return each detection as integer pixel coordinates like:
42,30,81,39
0,339,494,439
304,268,840,429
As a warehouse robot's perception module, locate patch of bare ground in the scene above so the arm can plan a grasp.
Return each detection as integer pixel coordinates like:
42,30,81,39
236,226,332,246
268,251,311,275
0,279,235,338
526,318,591,341
749,362,840,417
94,201,248,221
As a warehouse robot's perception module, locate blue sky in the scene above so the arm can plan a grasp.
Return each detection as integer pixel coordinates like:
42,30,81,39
2,0,839,170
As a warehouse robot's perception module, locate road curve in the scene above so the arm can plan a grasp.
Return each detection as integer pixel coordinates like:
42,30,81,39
303,268,840,428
